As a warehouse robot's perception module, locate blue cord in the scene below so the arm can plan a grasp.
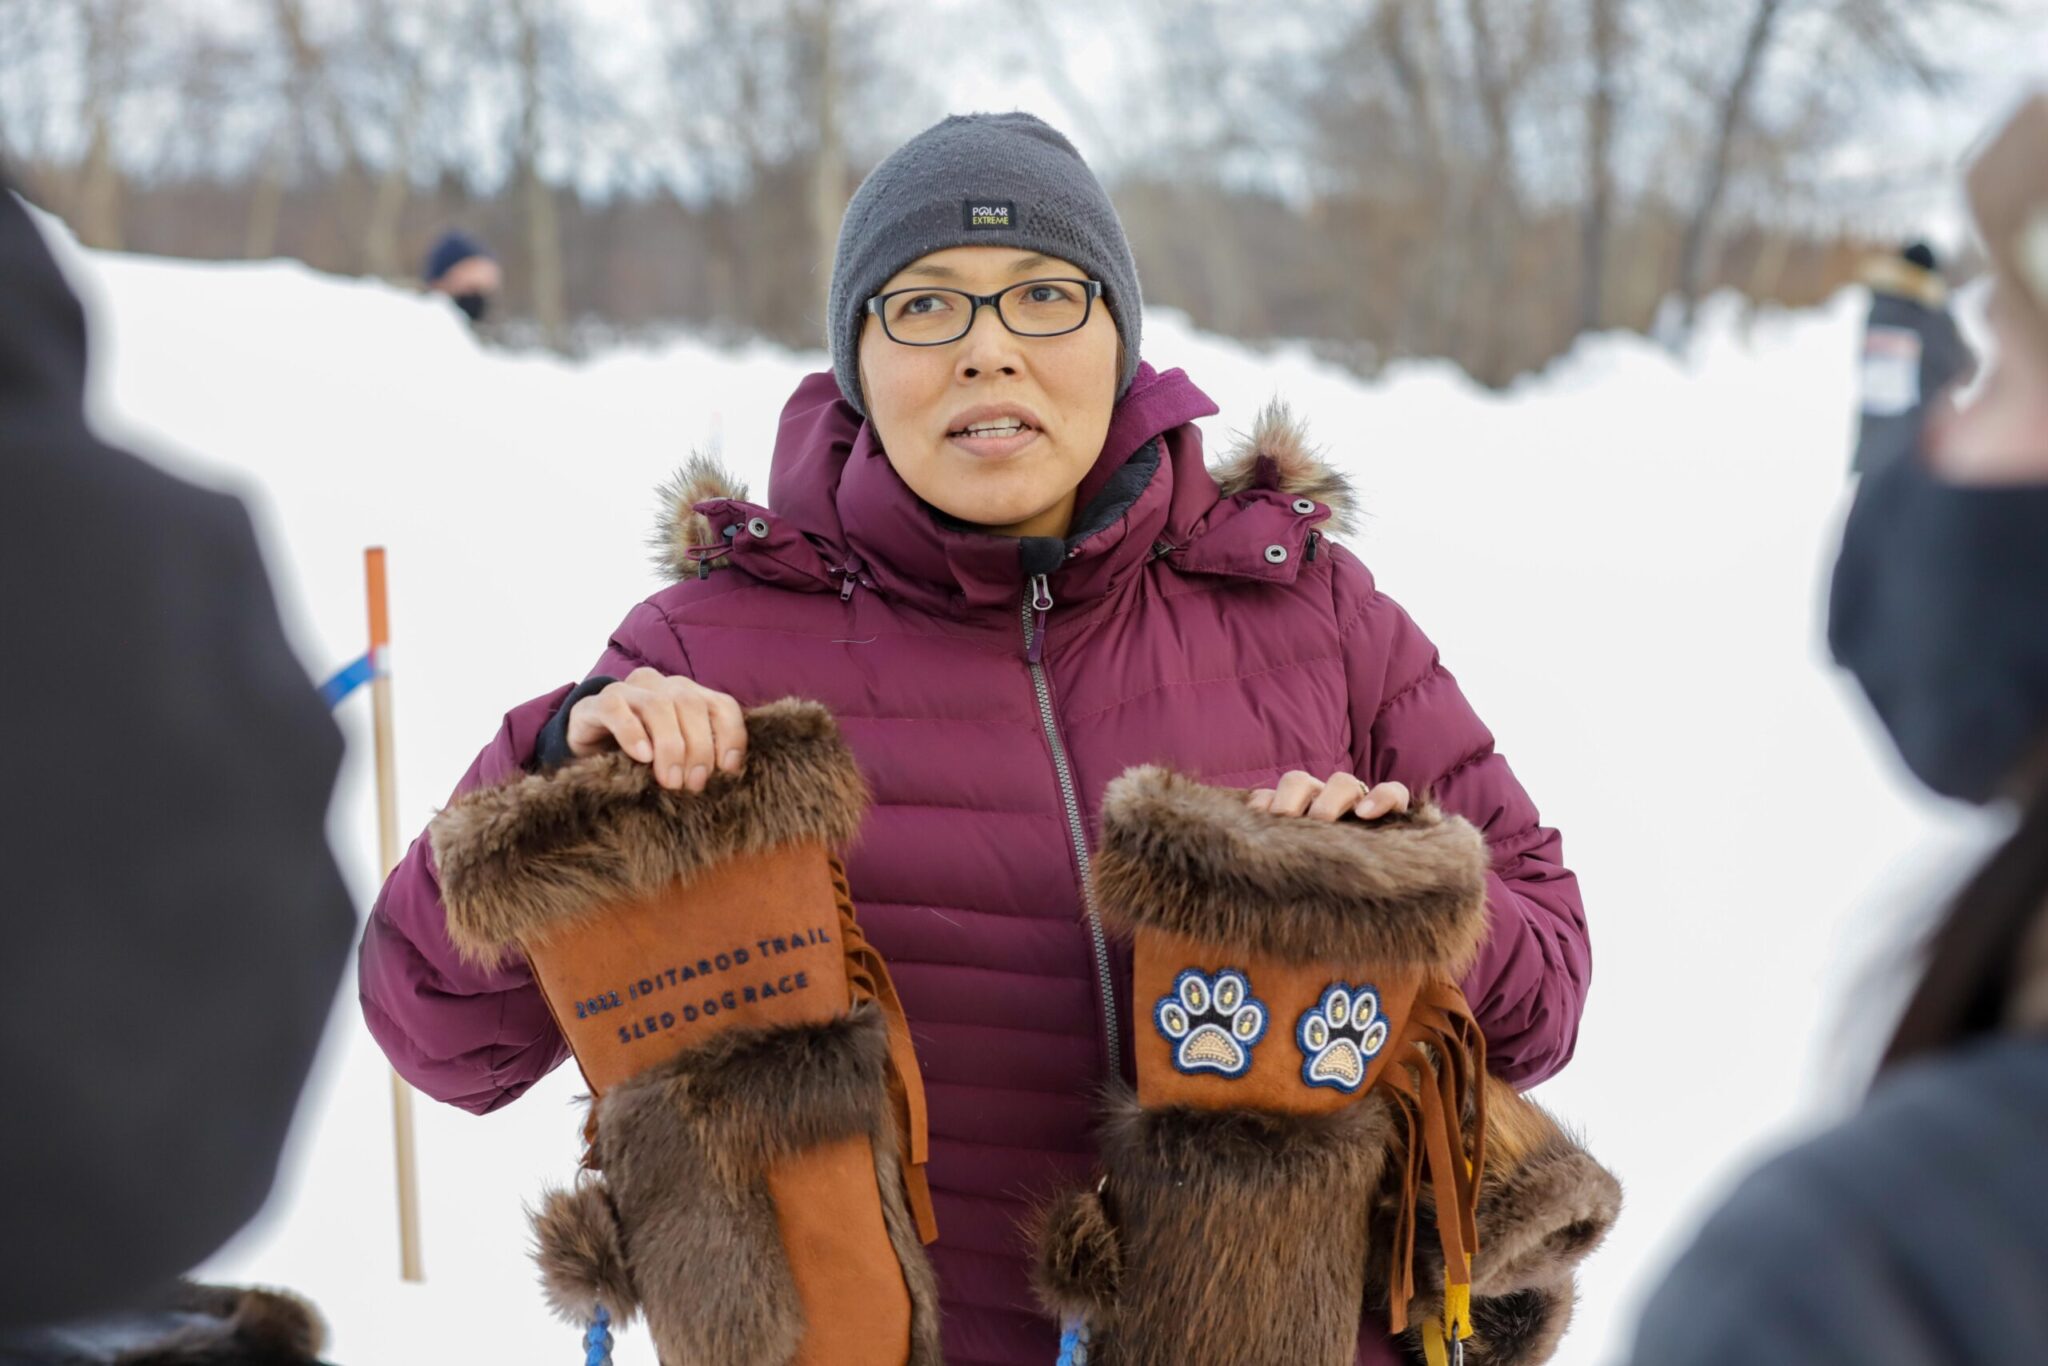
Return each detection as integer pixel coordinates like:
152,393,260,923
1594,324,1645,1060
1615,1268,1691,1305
583,1304,613,1366
1056,1319,1090,1366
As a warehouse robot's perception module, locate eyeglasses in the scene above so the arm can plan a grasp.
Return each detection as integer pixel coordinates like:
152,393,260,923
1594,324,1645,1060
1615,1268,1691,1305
865,277,1105,345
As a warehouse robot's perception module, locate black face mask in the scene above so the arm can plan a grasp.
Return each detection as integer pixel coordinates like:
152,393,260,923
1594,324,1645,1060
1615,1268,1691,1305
1828,446,2048,803
453,291,489,323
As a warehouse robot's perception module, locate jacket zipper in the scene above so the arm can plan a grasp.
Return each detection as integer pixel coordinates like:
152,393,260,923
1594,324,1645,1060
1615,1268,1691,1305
1021,573,1121,1076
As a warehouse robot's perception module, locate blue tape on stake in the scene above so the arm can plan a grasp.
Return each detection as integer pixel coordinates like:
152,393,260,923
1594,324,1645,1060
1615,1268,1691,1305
320,652,376,708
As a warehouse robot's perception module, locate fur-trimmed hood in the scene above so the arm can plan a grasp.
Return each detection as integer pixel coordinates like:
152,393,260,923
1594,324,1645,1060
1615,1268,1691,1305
1862,254,1950,310
644,370,1359,611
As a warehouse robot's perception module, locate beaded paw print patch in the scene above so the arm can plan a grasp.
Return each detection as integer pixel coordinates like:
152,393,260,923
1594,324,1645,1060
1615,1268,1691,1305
1295,983,1391,1093
1154,969,1269,1078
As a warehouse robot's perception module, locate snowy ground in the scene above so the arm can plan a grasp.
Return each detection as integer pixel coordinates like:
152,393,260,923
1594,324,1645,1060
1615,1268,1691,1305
35,213,2004,1365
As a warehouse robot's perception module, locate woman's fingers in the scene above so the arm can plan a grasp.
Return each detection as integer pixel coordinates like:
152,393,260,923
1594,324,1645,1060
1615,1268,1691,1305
562,668,749,789
638,689,690,790
1307,773,1369,823
1249,773,1412,822
1268,770,1325,817
1354,781,1411,820
598,690,655,763
674,692,716,792
565,686,654,762
567,691,627,761
707,690,748,775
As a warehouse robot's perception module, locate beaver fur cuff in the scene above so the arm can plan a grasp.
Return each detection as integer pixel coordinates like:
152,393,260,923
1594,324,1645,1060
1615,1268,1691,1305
1093,767,1491,975
430,699,869,965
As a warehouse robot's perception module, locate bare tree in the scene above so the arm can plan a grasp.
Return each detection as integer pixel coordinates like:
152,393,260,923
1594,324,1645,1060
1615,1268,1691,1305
1,0,2017,384
653,0,897,336
806,0,843,325
243,0,371,259
1673,0,2003,332
71,0,142,249
1674,0,1785,331
353,0,430,278
1461,0,1549,378
0,0,53,163
1579,0,1620,331
508,0,569,343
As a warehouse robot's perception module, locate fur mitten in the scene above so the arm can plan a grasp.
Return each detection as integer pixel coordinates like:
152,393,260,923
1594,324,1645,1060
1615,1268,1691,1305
432,700,939,1366
1033,767,1617,1366
1373,1083,1621,1366
0,1282,327,1366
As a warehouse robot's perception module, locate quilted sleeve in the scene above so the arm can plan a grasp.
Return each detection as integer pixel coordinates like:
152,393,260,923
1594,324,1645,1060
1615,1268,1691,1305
1329,545,1590,1087
357,597,696,1112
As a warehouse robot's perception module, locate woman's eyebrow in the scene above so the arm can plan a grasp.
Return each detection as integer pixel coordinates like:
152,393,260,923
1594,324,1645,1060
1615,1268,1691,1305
899,254,1054,284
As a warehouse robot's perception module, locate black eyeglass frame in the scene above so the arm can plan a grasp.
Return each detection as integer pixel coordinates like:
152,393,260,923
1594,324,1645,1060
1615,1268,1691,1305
864,277,1105,345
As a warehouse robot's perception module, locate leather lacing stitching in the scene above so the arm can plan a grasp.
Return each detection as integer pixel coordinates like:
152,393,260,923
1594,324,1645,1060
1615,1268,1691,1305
832,855,941,1246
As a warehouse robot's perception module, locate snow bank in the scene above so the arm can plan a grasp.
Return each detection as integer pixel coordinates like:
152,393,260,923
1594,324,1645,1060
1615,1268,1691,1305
40,217,2002,1363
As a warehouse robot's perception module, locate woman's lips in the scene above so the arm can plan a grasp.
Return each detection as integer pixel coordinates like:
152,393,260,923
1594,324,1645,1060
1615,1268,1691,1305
947,426,1041,459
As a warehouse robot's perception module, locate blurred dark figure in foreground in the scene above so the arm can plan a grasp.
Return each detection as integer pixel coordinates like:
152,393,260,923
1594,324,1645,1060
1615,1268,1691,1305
0,178,352,1361
420,229,501,324
1632,98,2048,1366
1851,240,1977,478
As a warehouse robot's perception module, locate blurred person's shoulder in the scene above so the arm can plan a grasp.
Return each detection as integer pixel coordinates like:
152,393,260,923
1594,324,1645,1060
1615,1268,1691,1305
1633,1036,2048,1365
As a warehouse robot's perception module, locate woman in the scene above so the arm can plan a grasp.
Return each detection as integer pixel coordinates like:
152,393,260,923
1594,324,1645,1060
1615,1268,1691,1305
360,112,1590,1365
1630,98,2048,1366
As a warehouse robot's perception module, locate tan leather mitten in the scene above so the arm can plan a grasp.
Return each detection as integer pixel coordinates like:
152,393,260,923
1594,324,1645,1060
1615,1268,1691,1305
1035,767,1615,1366
432,700,939,1366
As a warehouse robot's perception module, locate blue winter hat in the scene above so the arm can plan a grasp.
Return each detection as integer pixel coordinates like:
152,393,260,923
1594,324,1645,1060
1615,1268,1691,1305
422,230,492,285
826,112,1143,416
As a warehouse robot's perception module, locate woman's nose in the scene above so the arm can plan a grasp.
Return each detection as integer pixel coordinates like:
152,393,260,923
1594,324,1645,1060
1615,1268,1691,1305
954,303,1023,380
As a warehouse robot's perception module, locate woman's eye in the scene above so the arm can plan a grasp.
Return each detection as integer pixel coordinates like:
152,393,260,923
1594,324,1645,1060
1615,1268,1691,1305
898,293,950,316
1024,284,1072,304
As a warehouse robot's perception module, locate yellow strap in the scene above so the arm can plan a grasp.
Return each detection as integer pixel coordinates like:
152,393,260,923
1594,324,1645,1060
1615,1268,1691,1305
1421,1318,1450,1366
1444,1279,1472,1340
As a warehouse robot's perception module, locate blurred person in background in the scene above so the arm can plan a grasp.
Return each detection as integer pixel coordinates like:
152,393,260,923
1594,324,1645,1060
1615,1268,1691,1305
1851,240,1976,478
420,228,501,324
1631,96,2048,1365
0,176,351,1363
357,112,1594,1365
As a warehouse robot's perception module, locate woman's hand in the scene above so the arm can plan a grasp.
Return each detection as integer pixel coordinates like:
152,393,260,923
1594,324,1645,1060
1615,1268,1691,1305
1247,771,1410,823
565,667,747,793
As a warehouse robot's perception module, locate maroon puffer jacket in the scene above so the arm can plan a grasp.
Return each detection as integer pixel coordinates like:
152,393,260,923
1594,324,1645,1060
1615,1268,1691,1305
358,365,1590,1365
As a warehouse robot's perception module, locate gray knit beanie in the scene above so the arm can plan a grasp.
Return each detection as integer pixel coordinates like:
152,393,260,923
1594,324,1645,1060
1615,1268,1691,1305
827,112,1142,415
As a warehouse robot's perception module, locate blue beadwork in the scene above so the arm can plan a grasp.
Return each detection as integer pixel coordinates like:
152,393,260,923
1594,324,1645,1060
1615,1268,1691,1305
1153,967,1269,1078
1295,982,1391,1093
583,1304,614,1366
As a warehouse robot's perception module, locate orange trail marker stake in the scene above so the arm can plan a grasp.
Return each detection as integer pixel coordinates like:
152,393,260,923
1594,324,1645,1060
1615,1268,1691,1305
366,548,425,1283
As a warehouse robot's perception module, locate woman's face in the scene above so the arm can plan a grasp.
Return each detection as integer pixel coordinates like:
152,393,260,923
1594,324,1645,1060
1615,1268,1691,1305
857,246,1121,539
1929,286,2048,485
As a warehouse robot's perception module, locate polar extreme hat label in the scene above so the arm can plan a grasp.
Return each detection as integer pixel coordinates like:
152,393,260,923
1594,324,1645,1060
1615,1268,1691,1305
963,198,1016,230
